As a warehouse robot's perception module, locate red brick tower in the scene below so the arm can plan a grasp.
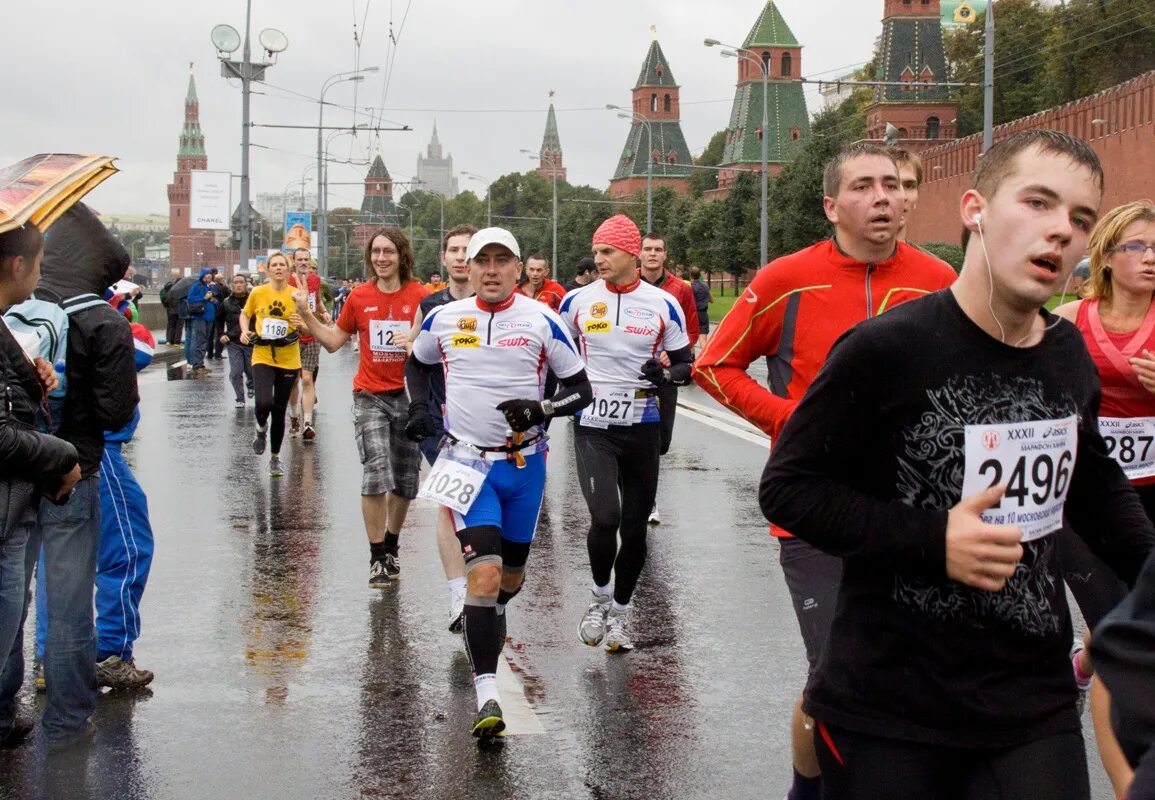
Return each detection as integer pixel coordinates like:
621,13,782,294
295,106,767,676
167,68,217,272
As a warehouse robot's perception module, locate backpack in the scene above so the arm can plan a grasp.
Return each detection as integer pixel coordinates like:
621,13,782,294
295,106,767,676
3,293,109,432
159,280,174,306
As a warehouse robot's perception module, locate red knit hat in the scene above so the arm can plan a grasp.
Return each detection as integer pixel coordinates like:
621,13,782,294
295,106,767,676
592,214,641,258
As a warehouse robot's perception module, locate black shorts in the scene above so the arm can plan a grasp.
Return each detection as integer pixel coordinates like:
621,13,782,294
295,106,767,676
779,536,842,675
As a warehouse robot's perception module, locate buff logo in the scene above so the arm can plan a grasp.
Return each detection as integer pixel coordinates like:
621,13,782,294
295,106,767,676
457,317,478,332
590,302,608,319
584,320,611,334
451,334,480,348
497,336,531,348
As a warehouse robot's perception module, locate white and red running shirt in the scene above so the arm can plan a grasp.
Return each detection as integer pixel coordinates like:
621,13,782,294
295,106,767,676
558,278,690,424
410,293,585,448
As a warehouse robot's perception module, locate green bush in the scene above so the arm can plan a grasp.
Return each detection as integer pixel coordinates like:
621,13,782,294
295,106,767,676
920,242,964,273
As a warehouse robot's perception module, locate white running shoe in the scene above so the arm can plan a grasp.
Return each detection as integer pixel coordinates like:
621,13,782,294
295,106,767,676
648,505,661,525
448,586,466,634
604,606,634,652
579,594,612,646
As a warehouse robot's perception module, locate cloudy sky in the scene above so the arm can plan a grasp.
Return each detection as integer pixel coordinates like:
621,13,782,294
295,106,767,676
6,0,888,216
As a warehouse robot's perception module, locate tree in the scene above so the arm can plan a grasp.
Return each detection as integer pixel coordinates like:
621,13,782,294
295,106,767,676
688,129,728,197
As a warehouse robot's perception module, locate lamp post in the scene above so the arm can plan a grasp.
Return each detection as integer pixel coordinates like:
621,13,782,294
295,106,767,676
520,149,558,271
462,171,492,226
413,179,446,253
212,4,288,276
706,38,769,266
606,105,652,232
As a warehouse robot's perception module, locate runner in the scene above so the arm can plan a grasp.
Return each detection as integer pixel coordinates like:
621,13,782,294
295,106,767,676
889,147,922,242
559,214,692,652
563,257,596,293
288,249,331,441
1054,199,1155,797
692,142,956,800
292,227,427,587
518,254,566,312
760,130,1155,799
688,266,712,346
405,227,591,740
240,252,301,478
218,273,254,408
638,231,699,525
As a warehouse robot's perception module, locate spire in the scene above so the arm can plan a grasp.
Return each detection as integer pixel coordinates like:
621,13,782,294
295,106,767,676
178,67,206,159
540,102,561,153
635,39,677,88
537,94,566,182
427,120,443,159
367,153,390,180
186,63,198,103
743,1,801,48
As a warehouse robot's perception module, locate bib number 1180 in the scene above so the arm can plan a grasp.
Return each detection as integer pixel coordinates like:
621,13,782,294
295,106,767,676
977,451,1072,507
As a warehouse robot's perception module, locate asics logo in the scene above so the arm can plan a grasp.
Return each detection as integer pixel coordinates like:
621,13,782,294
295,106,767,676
744,291,758,304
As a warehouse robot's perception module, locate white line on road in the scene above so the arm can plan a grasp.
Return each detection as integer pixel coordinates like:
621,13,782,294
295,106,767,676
496,652,545,736
677,400,770,448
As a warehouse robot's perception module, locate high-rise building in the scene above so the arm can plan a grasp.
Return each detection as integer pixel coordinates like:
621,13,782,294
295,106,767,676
537,101,566,182
716,1,810,190
166,70,217,271
608,36,694,198
415,122,458,197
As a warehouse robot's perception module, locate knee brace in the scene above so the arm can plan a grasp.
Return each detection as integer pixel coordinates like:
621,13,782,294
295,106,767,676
456,525,503,572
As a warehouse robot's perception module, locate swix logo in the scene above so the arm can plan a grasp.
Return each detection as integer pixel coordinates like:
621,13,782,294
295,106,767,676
1006,427,1036,442
497,336,531,348
624,325,657,336
982,430,1001,450
457,316,478,332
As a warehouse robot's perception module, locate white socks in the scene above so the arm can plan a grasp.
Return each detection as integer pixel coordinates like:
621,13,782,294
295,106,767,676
474,673,500,710
448,577,466,595
611,601,629,614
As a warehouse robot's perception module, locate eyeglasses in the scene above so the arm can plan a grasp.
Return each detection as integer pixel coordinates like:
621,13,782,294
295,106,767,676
1111,242,1155,256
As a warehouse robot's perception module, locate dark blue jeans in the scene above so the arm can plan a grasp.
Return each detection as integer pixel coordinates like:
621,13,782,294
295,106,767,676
0,476,99,742
0,510,32,737
189,319,211,369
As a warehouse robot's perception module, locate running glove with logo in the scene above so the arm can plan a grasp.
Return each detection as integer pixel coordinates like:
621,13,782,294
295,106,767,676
639,358,672,386
404,401,438,442
496,399,545,433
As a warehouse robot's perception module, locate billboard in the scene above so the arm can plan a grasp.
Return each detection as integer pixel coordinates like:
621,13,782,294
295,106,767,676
283,211,312,252
189,170,232,230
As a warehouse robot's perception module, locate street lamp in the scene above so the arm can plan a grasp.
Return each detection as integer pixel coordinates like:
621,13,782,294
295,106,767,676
212,4,288,275
520,149,558,272
606,104,652,232
707,39,769,266
461,171,492,226
317,68,378,277
411,179,446,253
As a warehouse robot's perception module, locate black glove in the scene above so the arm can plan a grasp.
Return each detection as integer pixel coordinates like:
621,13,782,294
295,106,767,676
404,401,438,442
496,399,545,433
638,358,671,387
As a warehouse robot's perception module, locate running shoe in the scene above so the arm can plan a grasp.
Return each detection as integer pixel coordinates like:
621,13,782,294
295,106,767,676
252,426,267,455
234,399,245,409
246,387,255,399
648,504,661,525
579,594,612,647
269,455,283,478
384,552,400,578
302,423,316,441
33,659,44,693
0,717,34,749
97,656,154,690
1072,643,1092,715
472,699,505,740
289,417,301,437
369,559,390,588
448,587,466,634
604,606,634,652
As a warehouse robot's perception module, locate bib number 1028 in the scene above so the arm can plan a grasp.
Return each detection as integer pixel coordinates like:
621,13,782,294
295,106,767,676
977,450,1072,507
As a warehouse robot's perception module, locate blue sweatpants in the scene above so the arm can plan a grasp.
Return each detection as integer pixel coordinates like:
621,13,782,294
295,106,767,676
35,443,154,662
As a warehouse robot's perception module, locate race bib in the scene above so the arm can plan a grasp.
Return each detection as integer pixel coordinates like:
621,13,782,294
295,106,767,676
1099,417,1155,481
261,317,289,339
961,416,1078,542
307,293,317,312
369,320,407,353
580,387,635,429
418,446,489,514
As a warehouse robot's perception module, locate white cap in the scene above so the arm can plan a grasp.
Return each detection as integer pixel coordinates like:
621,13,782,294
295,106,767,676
466,227,520,261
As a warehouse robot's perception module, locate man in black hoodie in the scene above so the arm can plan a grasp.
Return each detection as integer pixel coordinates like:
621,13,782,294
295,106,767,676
0,204,138,749
218,273,254,407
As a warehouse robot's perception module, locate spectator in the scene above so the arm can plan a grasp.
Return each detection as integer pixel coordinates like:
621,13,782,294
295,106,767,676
209,272,229,360
689,266,713,341
184,268,218,378
160,273,183,347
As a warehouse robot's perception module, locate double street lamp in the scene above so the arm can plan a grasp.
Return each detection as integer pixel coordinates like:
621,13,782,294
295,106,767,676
520,149,558,272
606,104,653,232
461,171,492,226
705,38,769,266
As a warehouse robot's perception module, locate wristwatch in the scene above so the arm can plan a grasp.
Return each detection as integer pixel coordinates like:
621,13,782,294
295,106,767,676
540,399,555,417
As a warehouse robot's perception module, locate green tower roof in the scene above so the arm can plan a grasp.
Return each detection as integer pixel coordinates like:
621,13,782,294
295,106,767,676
367,154,390,180
178,72,206,158
635,40,678,88
186,71,198,103
720,81,810,166
540,103,562,152
612,120,694,181
743,1,800,48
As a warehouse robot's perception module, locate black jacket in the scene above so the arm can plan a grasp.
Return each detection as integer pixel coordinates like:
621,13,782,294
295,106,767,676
37,203,138,477
219,293,250,342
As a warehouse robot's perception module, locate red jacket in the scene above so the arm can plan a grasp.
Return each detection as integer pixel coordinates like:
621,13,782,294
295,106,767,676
518,279,567,312
693,239,956,440
643,269,700,347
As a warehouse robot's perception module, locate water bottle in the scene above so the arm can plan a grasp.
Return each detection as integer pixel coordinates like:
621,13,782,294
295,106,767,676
51,359,67,399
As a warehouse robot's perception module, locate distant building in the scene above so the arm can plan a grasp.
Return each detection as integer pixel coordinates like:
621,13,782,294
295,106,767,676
102,214,169,234
536,101,566,182
353,155,399,250
415,122,458,197
819,73,859,110
166,70,217,272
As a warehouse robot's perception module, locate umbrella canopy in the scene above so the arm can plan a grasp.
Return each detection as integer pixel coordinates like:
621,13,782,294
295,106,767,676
0,154,118,234
166,275,199,303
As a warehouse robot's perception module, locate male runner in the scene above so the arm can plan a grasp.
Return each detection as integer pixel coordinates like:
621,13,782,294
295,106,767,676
288,249,331,440
638,232,699,524
518,254,566,312
693,143,956,800
560,215,693,652
761,130,1155,799
563,258,596,293
292,228,426,587
409,224,477,632
890,148,923,242
405,227,591,740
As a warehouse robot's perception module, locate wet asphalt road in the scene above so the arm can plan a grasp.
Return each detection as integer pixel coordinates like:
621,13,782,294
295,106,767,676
0,346,1114,799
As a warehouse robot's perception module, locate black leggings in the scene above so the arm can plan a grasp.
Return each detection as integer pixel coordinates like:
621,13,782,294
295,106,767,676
814,722,1089,800
253,364,299,454
573,422,661,606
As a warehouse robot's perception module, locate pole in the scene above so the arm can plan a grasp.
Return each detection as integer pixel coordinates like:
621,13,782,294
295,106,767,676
983,1,995,152
486,189,492,227
645,120,653,233
551,171,558,271
316,97,325,275
239,0,253,274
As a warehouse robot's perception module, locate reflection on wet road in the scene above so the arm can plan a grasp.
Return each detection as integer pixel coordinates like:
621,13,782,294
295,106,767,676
0,349,1113,799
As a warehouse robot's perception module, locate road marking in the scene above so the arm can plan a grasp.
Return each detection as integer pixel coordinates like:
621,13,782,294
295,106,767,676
677,400,770,448
496,652,544,736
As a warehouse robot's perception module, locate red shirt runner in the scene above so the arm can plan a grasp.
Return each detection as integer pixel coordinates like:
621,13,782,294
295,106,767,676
337,280,429,393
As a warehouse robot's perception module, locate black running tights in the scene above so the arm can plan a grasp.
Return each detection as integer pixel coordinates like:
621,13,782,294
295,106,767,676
253,364,299,454
574,422,661,606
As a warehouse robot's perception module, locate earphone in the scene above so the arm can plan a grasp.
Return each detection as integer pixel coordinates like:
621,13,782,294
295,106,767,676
973,212,982,225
